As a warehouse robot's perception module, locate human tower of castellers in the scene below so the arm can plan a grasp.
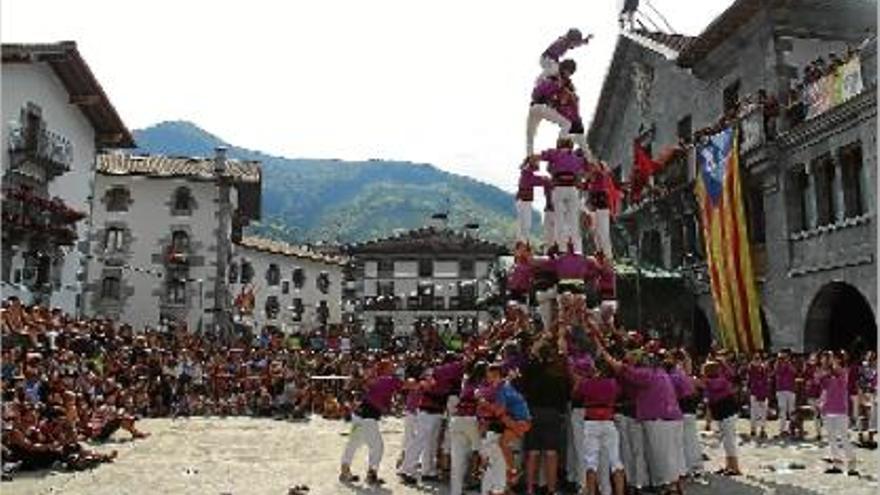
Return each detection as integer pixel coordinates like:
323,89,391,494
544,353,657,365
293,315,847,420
338,29,876,495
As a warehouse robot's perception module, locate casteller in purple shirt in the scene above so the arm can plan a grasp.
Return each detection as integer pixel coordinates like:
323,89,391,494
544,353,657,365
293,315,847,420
542,29,588,61
432,360,465,396
620,365,682,421
748,364,771,401
365,375,404,416
540,148,585,177
820,369,849,416
554,252,599,281
703,375,735,405
775,361,797,392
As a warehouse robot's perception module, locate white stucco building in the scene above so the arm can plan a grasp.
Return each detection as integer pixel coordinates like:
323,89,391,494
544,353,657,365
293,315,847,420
230,236,346,334
344,226,507,347
1,42,134,313
84,152,261,333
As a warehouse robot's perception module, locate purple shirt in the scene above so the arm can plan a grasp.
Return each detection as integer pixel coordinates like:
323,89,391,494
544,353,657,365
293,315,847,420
669,367,696,399
365,375,403,414
820,370,849,416
543,35,584,61
517,168,547,201
579,377,620,408
541,148,584,177
405,388,422,413
456,381,479,416
775,361,796,392
532,77,562,104
748,364,771,401
432,361,465,395
554,253,598,281
508,261,533,292
703,375,734,404
620,365,683,421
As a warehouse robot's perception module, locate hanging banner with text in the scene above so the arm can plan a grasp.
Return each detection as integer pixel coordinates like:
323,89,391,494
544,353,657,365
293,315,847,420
804,56,864,120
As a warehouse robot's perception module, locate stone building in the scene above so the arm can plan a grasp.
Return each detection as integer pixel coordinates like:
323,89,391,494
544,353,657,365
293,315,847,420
230,236,346,334
1,42,134,313
344,226,507,346
587,0,877,353
84,152,261,333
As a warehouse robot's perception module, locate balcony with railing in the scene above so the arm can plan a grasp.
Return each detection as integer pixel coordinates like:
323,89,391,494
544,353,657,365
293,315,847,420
8,123,74,178
1,185,83,245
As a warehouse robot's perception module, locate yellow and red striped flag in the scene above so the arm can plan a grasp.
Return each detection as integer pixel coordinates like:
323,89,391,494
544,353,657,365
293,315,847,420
694,127,763,353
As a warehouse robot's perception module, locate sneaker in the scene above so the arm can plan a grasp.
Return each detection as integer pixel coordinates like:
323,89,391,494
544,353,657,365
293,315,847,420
399,473,418,486
366,471,385,486
847,469,860,477
824,467,843,474
338,473,359,483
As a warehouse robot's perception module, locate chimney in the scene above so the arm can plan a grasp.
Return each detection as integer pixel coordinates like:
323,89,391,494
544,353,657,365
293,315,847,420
429,212,448,230
214,146,227,175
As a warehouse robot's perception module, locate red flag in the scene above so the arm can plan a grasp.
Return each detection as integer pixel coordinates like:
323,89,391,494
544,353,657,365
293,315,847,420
629,140,657,202
607,173,622,217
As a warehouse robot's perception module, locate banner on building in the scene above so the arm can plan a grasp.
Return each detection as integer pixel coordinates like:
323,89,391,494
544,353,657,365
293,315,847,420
694,127,763,353
805,56,864,120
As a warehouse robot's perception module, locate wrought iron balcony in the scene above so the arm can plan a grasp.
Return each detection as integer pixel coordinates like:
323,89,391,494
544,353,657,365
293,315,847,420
8,123,74,177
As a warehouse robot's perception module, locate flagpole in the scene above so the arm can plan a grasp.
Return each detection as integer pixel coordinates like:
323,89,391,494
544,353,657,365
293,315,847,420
636,215,643,332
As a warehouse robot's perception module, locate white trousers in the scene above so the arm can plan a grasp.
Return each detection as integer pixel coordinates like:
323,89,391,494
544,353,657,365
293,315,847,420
720,415,738,458
552,186,582,254
584,420,623,472
516,200,533,242
543,210,557,249
870,394,878,431
643,420,683,486
341,415,384,470
750,396,768,432
566,408,586,484
538,55,559,83
401,411,443,476
777,391,796,432
682,414,704,475
825,414,855,466
624,417,649,488
481,432,507,495
526,104,571,156
808,397,824,433
592,208,612,258
449,416,480,495
401,412,417,461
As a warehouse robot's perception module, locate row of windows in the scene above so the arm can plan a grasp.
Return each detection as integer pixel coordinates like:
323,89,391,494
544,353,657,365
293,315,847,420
105,186,194,214
787,141,866,233
264,296,329,322
228,262,330,294
370,259,476,278
103,228,191,256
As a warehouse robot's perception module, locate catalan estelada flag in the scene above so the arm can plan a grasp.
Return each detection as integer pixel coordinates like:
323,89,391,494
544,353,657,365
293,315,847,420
694,127,763,353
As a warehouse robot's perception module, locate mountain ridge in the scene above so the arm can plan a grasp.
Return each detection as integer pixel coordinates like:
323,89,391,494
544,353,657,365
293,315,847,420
132,120,537,245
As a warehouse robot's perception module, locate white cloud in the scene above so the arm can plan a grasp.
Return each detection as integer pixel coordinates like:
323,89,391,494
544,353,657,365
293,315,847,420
2,0,734,193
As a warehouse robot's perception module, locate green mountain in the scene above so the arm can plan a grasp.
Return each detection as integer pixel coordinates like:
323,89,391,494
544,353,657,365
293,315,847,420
132,121,538,244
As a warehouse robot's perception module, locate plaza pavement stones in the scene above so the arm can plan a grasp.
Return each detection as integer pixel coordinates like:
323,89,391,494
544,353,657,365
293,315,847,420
2,417,877,495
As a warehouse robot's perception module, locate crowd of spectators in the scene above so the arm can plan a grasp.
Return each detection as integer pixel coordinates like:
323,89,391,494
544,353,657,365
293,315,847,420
2,292,876,488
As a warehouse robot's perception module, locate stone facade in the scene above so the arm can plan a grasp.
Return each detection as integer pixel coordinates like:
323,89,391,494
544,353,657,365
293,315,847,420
84,153,261,333
587,0,877,352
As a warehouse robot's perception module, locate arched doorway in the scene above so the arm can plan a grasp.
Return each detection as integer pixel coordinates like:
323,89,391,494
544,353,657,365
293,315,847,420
804,282,876,353
692,306,713,357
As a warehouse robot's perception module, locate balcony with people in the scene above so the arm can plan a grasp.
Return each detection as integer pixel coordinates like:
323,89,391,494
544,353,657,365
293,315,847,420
7,112,74,179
